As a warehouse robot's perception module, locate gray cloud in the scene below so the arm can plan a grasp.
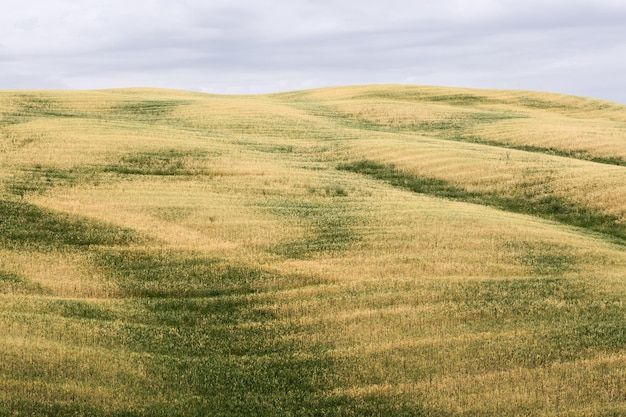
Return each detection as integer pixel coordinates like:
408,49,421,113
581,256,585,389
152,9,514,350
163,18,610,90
1,0,625,103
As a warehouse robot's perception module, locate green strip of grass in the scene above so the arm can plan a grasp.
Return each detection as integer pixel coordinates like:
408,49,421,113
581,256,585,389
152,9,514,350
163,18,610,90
448,276,626,366
338,160,470,199
0,200,138,251
338,160,626,243
111,100,189,122
47,299,114,321
91,249,436,416
0,95,87,125
266,199,357,259
320,277,626,385
0,271,46,295
95,249,261,298
6,166,84,198
457,136,626,167
103,149,208,176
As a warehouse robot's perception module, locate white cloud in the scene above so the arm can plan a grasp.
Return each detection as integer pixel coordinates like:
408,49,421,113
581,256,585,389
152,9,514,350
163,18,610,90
0,0,625,103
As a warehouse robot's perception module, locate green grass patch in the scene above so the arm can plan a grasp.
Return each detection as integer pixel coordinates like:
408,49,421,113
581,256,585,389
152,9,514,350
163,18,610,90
96,249,263,298
0,200,137,251
337,160,471,200
88,250,377,416
47,299,114,321
456,136,626,167
515,97,615,112
356,89,500,106
1,95,85,125
433,277,626,367
425,93,493,106
0,266,357,415
104,149,208,176
443,277,588,322
293,98,524,134
273,100,379,135
117,300,440,416
364,111,526,137
5,166,85,197
0,271,46,295
149,206,196,222
329,277,626,385
267,200,357,259
141,297,273,326
112,100,188,121
502,241,578,276
235,140,295,154
339,160,626,243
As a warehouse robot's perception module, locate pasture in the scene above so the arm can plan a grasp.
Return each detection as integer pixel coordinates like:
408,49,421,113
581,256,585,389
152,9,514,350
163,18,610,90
1,85,626,415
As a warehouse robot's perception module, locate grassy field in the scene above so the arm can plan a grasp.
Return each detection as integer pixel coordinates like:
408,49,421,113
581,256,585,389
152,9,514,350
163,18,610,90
1,85,626,416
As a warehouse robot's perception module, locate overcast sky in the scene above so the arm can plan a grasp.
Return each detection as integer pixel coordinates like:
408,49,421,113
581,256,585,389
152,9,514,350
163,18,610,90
1,0,625,103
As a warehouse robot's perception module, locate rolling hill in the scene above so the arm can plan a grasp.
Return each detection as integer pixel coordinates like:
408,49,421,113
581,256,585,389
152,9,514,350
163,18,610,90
1,85,626,416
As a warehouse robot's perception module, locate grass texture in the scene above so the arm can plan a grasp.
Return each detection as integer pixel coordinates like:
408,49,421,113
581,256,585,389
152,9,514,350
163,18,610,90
1,85,626,416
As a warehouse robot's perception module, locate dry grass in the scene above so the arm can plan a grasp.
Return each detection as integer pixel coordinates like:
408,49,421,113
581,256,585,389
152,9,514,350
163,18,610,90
1,85,626,416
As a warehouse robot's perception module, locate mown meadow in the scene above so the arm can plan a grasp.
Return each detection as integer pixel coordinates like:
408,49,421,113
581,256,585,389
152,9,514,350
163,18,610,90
1,85,626,416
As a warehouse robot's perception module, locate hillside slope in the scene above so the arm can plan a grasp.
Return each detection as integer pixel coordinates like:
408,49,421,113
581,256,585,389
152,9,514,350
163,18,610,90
1,85,626,416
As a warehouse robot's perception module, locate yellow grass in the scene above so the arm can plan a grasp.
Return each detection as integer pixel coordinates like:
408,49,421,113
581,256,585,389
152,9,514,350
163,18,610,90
1,85,626,415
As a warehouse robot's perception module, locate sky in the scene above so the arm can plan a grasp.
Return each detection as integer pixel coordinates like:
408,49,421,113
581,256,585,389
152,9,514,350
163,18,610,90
1,0,625,103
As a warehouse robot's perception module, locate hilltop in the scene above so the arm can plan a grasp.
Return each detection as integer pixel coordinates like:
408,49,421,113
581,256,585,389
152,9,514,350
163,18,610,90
1,85,626,416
